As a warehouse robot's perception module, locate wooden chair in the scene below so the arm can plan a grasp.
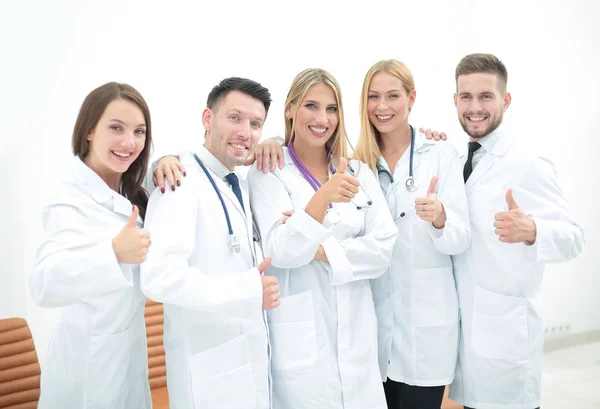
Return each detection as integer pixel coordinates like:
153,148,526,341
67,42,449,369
0,318,41,409
145,299,169,409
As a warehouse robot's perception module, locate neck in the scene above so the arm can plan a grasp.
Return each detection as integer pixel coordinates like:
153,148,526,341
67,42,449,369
204,141,234,171
83,156,121,192
380,123,412,155
292,138,328,170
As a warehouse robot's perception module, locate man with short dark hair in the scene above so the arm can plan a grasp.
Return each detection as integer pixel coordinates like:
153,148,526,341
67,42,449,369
449,53,585,409
142,77,280,409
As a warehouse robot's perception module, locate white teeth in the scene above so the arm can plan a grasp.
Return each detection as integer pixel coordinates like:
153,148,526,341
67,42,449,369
468,116,486,122
377,115,393,120
231,144,247,150
309,126,326,134
112,151,131,158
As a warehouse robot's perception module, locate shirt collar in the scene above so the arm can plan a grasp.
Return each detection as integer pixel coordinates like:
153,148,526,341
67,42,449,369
72,156,119,204
197,144,232,179
472,125,503,153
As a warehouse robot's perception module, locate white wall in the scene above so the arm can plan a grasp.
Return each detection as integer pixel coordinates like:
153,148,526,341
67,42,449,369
1,0,598,364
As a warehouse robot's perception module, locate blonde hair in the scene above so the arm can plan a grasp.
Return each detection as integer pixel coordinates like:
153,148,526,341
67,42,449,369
284,68,352,167
354,59,415,172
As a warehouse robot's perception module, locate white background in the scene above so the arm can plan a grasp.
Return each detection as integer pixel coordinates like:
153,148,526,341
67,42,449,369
1,0,598,365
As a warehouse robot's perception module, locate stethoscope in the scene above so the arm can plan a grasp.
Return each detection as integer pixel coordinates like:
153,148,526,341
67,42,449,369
193,153,241,253
376,124,418,193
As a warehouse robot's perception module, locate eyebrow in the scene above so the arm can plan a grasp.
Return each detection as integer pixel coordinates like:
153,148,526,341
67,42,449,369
109,119,146,127
304,99,337,106
227,109,264,121
368,89,403,93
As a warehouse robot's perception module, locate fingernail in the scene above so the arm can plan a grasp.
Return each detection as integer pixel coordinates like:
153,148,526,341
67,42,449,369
183,172,187,177
160,187,165,194
171,185,175,191
176,180,181,187
153,181,157,187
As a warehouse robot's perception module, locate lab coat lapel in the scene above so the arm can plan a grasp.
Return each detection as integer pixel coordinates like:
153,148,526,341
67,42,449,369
112,194,142,226
72,156,141,226
465,153,494,192
465,131,513,192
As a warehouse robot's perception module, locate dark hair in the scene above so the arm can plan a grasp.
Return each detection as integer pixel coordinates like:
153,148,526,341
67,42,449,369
72,82,152,219
206,77,272,115
455,53,508,91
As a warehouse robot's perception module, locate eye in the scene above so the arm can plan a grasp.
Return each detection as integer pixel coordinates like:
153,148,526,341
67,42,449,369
135,128,146,135
460,95,471,100
251,121,262,129
110,125,122,131
304,103,316,109
482,94,493,101
368,95,379,100
230,114,240,121
327,106,338,112
388,93,399,99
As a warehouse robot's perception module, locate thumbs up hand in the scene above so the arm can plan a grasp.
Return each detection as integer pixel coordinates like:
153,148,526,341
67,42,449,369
493,189,537,244
305,157,361,224
112,205,152,264
317,157,360,204
415,176,447,228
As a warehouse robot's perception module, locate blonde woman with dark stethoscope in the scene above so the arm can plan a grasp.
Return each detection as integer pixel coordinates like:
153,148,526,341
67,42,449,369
247,68,398,409
353,59,471,409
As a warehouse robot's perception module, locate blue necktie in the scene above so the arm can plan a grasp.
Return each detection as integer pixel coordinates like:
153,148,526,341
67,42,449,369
225,173,245,213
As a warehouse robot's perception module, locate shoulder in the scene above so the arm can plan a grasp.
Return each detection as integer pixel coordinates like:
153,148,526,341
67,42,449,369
41,183,94,228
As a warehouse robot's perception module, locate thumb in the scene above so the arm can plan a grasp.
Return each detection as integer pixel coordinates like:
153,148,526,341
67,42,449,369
427,176,439,196
127,205,140,228
337,157,347,174
505,189,519,210
257,256,272,275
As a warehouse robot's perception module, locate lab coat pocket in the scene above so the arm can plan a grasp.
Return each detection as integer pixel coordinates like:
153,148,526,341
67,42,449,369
412,266,458,327
268,290,318,371
471,286,528,361
87,327,133,409
189,333,256,409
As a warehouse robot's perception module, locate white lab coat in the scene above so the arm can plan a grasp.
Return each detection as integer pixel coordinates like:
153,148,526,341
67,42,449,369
248,148,398,409
30,156,151,409
371,134,470,386
448,127,585,409
141,146,269,409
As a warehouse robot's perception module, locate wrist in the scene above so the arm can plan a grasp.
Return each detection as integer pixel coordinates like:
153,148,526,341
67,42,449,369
526,218,537,244
432,204,446,229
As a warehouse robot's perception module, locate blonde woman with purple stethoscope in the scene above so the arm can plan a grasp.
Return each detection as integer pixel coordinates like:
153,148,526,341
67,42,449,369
247,67,398,409
356,59,471,409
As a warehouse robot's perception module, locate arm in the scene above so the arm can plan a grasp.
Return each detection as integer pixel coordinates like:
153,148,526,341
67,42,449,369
141,180,262,315
517,157,584,263
320,164,399,285
248,167,329,269
426,144,471,254
30,203,134,308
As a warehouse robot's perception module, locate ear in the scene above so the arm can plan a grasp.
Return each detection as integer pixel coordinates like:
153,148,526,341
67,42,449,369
502,92,512,112
202,108,212,136
453,93,458,108
408,89,416,109
86,128,95,142
285,103,294,120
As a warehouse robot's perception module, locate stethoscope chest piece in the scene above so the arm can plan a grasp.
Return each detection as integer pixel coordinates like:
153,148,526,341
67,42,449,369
405,176,419,192
229,234,241,253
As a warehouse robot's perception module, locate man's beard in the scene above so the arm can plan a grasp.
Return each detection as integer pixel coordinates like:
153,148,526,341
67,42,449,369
459,113,503,139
